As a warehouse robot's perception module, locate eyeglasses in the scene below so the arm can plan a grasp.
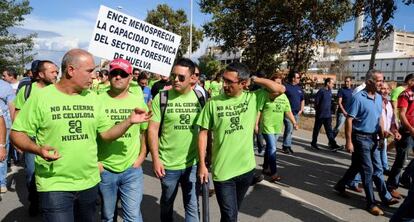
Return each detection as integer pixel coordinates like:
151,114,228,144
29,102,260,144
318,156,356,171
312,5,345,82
110,70,130,78
170,73,187,82
222,76,240,85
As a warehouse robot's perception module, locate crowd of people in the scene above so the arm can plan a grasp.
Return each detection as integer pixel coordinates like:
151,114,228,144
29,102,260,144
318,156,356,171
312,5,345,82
0,48,413,222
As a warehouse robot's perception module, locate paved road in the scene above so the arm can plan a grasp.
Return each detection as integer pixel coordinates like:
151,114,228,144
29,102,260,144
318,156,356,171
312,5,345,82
0,129,410,222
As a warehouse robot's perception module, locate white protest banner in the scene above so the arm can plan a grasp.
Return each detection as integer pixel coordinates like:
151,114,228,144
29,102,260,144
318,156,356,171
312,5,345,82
88,5,181,77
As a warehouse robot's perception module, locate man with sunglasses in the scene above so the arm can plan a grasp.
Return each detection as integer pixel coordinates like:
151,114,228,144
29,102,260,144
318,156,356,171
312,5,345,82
148,58,204,222
96,58,148,221
197,62,285,222
10,49,151,222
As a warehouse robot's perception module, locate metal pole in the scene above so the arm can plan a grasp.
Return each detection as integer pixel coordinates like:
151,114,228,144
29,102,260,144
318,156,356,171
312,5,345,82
189,0,193,57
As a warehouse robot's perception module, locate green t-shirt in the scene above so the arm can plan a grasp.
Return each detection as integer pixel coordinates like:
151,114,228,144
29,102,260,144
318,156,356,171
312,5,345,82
12,85,112,192
148,79,159,88
208,81,223,97
260,92,291,134
196,91,264,181
390,86,405,102
14,82,41,110
129,81,144,99
151,89,201,170
97,92,148,173
95,82,110,95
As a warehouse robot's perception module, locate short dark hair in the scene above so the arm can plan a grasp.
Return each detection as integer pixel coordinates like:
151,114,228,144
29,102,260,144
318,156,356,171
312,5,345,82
138,72,149,81
3,68,17,79
38,60,56,73
31,60,41,74
324,78,332,86
287,72,300,82
100,69,109,77
174,58,195,75
133,68,140,74
225,62,250,80
404,73,414,83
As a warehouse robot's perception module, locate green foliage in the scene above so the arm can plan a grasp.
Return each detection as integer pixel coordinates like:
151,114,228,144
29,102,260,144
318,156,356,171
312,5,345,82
145,4,203,58
0,0,35,73
200,0,352,75
198,54,223,78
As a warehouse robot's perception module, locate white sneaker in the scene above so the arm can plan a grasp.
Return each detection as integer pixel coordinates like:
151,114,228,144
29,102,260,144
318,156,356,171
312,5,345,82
0,187,7,193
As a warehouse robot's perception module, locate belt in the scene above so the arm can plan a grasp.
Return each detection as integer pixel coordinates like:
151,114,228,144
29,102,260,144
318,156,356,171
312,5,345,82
353,130,377,136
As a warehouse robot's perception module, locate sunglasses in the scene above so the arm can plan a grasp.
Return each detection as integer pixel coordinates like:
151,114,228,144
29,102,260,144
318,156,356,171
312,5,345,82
170,73,187,82
222,76,240,85
110,70,130,78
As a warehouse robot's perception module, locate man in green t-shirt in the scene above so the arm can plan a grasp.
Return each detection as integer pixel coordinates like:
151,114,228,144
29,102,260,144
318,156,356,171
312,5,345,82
10,49,151,222
97,58,148,221
259,74,297,182
197,62,285,222
13,60,58,216
148,58,203,222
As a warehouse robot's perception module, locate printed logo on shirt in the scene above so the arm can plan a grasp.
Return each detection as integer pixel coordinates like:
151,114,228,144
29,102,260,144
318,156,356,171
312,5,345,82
216,101,248,135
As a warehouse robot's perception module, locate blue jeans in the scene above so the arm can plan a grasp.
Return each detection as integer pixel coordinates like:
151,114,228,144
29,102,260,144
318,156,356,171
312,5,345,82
39,185,98,222
160,165,198,222
255,133,265,153
390,161,414,222
336,132,391,208
379,138,389,171
213,169,254,222
99,166,144,222
0,129,10,188
387,131,414,190
333,112,346,138
263,134,280,175
283,114,299,148
311,117,335,145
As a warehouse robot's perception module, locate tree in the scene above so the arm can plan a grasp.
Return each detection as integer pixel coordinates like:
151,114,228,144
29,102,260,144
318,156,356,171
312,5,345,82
200,0,352,75
198,54,223,78
355,0,413,70
0,0,35,73
145,4,203,58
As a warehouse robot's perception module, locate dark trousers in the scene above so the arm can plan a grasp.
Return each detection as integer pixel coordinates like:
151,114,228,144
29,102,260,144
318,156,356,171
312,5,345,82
39,185,98,222
213,169,254,222
390,160,414,222
311,117,335,145
387,131,414,190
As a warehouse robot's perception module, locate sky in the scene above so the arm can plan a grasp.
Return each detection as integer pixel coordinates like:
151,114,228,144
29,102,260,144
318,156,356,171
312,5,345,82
16,0,414,66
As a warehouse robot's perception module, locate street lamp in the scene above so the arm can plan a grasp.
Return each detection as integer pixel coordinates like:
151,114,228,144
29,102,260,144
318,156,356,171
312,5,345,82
189,0,193,57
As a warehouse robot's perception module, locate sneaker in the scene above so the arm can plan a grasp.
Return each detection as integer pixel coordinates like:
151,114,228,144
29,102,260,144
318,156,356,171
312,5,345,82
310,143,320,150
383,198,400,206
334,184,349,198
368,206,384,216
0,187,7,193
389,189,402,199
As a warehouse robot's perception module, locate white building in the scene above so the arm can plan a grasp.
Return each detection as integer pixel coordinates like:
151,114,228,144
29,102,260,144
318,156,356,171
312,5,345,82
339,30,414,55
345,52,414,81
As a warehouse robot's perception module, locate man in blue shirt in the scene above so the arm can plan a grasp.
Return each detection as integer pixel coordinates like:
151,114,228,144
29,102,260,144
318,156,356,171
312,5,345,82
0,79,15,193
311,78,339,151
333,77,353,139
334,69,399,216
282,73,304,154
138,71,152,104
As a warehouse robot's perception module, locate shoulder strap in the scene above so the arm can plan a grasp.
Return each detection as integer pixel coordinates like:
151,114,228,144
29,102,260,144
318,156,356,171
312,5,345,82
24,82,33,101
193,89,206,108
158,90,169,137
